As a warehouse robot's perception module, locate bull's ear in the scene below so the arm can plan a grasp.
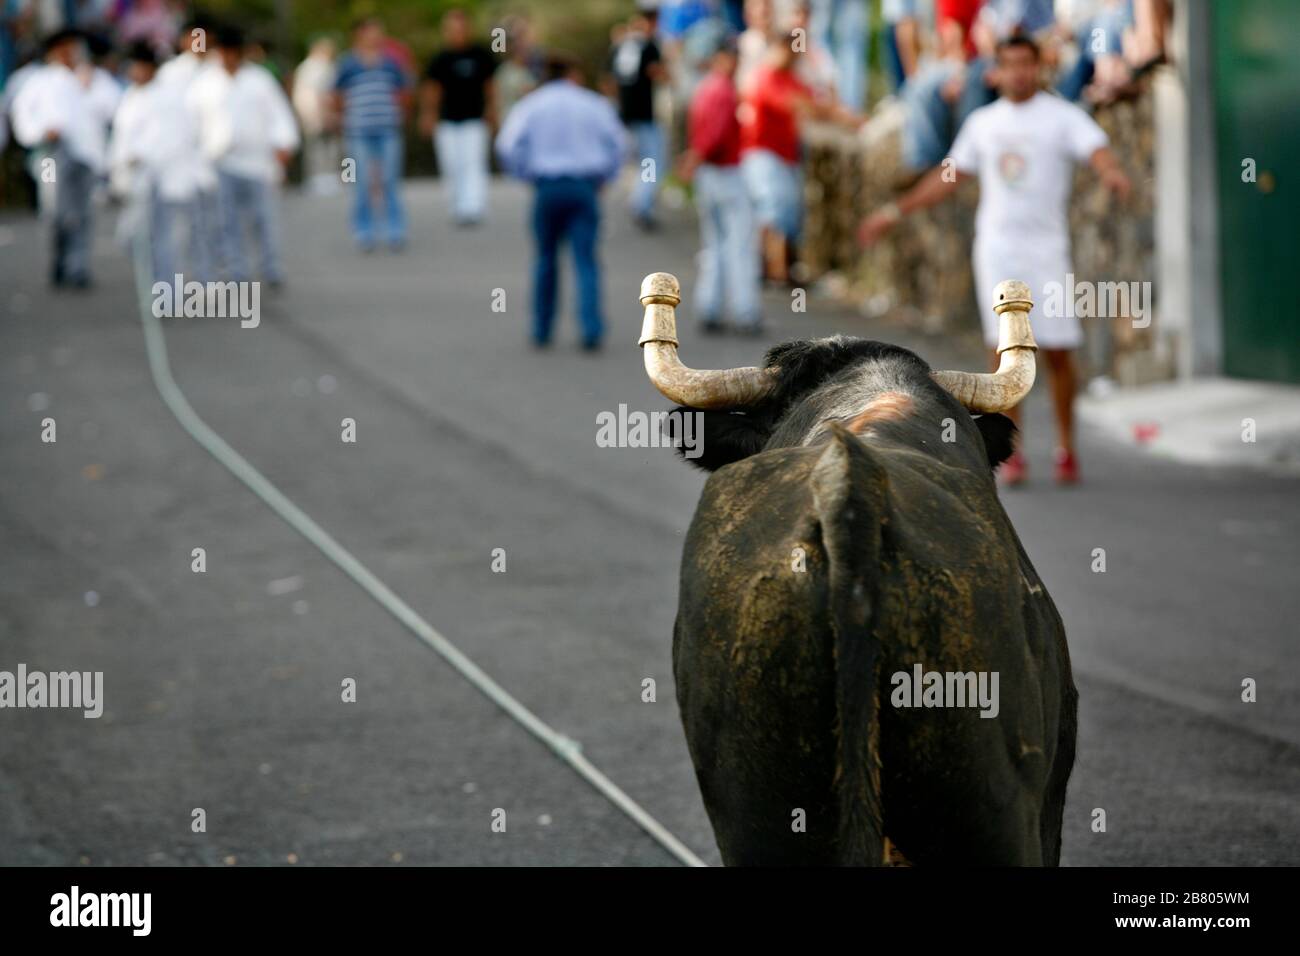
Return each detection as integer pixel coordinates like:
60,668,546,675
664,407,771,472
973,413,1017,468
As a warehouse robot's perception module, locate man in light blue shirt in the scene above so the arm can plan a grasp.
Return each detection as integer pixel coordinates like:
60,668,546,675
495,52,626,351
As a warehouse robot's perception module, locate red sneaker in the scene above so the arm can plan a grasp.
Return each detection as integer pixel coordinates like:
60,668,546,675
1054,448,1080,484
999,451,1027,486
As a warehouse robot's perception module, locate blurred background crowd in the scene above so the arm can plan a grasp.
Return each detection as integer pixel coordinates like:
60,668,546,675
0,0,1168,286
0,1,1291,397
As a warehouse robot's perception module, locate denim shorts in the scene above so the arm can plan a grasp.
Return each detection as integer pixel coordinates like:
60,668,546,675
740,148,804,239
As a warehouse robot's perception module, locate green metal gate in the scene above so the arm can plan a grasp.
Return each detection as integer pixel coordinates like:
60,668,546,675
1212,0,1300,383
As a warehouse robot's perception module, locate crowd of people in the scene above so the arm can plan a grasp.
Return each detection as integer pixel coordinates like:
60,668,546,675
0,0,1165,483
5,16,299,289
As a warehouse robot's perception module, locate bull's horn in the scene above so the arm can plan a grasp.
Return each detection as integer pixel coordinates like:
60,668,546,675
931,280,1037,413
638,272,776,409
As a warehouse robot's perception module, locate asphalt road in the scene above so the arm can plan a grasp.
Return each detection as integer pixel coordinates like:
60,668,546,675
1,179,1296,866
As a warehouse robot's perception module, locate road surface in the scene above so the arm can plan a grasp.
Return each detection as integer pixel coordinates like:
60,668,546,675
1,179,1295,865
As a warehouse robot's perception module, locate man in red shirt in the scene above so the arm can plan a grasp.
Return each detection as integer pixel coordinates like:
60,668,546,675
678,38,761,335
739,31,856,283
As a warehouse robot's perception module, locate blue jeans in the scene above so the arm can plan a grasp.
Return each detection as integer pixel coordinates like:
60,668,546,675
151,193,211,284
347,129,406,246
435,119,489,222
47,147,94,284
810,0,870,112
627,120,664,218
902,59,985,171
741,149,803,240
532,176,603,346
194,186,223,280
1057,8,1132,102
694,164,759,327
217,171,283,283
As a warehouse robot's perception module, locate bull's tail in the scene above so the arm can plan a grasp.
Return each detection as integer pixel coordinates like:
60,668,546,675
810,424,887,866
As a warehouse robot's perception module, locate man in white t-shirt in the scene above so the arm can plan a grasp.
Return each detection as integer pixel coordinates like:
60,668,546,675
860,35,1131,486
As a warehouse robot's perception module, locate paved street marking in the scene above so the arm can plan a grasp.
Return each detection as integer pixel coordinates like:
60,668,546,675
128,235,706,868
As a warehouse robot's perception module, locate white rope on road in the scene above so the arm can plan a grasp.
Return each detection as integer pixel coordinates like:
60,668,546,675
129,234,706,868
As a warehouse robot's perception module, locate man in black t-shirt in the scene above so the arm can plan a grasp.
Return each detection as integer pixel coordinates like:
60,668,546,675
605,5,667,230
419,8,498,225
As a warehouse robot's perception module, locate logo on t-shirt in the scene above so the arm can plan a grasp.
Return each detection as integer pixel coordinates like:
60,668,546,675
997,149,1027,186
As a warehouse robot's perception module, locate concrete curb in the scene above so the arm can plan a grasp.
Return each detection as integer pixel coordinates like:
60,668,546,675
1078,377,1300,474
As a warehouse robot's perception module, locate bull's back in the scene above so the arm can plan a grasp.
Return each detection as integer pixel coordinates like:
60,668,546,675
674,431,1075,865
674,447,842,865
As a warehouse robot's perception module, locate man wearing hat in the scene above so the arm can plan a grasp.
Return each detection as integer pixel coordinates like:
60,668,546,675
11,28,103,288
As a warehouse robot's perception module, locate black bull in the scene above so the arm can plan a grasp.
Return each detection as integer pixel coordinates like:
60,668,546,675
666,338,1077,866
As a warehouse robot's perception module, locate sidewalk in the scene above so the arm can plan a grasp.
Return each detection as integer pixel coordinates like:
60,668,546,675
1078,376,1300,474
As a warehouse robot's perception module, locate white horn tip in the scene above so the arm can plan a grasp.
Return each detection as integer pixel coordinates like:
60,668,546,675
640,272,681,306
993,279,1033,314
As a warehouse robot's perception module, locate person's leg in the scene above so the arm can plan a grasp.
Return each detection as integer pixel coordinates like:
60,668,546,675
990,346,1028,484
630,121,664,221
218,172,250,281
380,129,407,246
767,159,802,283
248,176,284,284
531,180,564,345
901,61,956,171
569,179,604,347
809,0,833,56
181,194,209,282
150,190,176,285
744,150,791,283
1044,348,1078,479
61,156,94,284
785,159,805,247
45,147,69,285
1056,25,1097,102
693,166,725,327
348,135,376,249
720,166,761,328
834,0,870,112
884,23,905,92
461,118,489,222
955,56,996,129
199,184,226,279
435,120,462,220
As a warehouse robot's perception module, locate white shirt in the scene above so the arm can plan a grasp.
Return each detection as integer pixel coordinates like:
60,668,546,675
950,91,1108,252
84,66,124,131
11,62,108,171
155,49,203,88
292,53,336,135
951,91,1107,348
108,82,155,196
185,60,234,180
206,63,299,183
157,52,220,193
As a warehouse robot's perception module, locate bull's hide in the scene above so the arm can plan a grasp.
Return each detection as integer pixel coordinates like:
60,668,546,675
673,420,1077,867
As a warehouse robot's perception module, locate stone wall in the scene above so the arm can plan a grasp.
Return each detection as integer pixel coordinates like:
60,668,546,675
801,82,1158,381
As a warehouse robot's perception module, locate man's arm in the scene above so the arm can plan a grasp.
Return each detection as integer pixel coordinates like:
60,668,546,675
859,165,971,245
328,89,344,129
493,96,528,179
1089,145,1132,200
483,76,497,128
598,100,629,185
418,77,439,136
267,74,301,164
895,16,920,79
